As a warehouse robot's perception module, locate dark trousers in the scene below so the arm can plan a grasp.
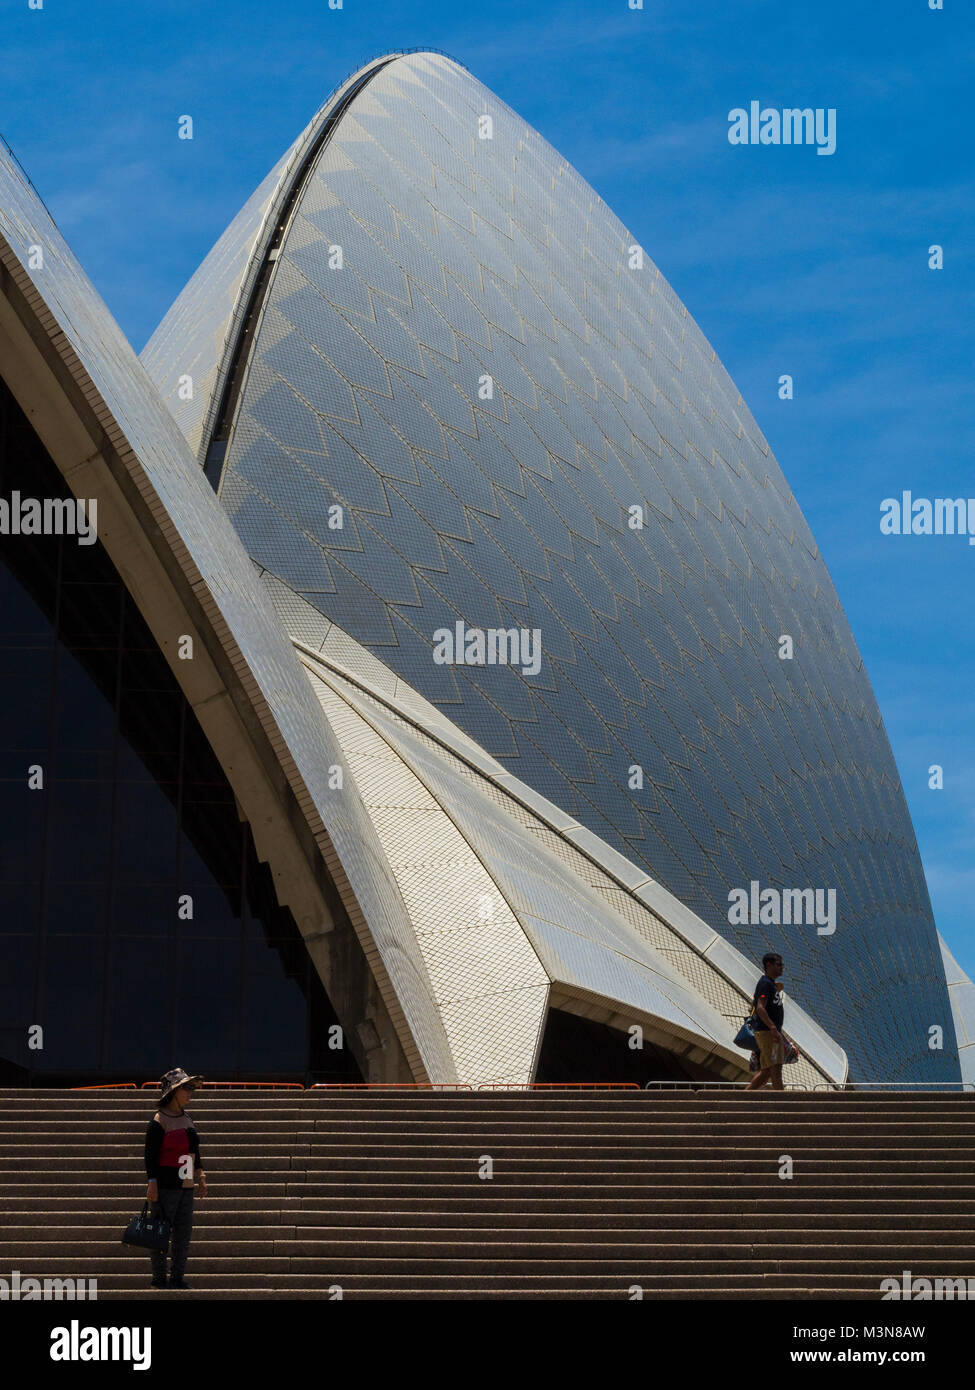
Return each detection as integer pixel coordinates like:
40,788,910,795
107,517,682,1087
149,1187,194,1282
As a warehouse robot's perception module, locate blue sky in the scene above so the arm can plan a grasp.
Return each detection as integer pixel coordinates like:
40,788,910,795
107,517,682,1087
2,0,972,980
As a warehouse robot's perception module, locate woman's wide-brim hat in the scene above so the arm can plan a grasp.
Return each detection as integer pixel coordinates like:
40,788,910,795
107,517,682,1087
158,1067,205,1103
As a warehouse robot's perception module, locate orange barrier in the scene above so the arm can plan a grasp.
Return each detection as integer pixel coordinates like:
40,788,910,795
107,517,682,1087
70,1083,137,1090
138,1080,304,1090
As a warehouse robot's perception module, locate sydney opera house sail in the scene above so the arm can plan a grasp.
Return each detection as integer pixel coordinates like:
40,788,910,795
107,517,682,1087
0,50,967,1089
142,52,958,1083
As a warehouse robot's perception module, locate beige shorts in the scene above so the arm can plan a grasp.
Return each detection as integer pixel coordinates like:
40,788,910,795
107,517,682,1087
756,1030,783,1068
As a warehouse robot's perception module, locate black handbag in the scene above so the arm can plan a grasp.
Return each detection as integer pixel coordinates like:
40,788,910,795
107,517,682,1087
122,1201,171,1251
733,1015,757,1050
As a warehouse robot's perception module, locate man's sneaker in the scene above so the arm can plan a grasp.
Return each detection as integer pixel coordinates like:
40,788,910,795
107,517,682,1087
151,1278,168,1289
169,1276,189,1289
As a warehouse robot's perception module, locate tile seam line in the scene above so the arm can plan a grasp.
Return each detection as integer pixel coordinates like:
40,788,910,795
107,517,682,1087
201,52,459,483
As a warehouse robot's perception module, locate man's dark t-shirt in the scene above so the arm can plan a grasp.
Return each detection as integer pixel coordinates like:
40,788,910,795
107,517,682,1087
752,975,783,1032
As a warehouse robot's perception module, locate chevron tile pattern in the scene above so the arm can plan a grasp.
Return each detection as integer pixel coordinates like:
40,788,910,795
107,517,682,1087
143,53,954,1083
306,666,550,1085
303,652,831,1090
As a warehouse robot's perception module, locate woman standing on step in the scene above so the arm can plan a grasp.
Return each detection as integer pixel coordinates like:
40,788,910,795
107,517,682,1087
144,1068,208,1289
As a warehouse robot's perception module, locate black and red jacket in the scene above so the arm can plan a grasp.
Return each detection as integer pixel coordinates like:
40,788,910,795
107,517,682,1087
144,1109,203,1190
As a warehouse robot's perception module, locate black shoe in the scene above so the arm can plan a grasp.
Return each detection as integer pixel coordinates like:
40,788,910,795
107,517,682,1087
169,1276,189,1289
151,1278,168,1289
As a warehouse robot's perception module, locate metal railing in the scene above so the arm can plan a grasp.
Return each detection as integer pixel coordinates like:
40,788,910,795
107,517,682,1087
64,1078,972,1093
68,1079,642,1092
69,1081,304,1091
812,1081,974,1093
310,1082,474,1090
138,1080,303,1090
644,1080,809,1090
643,1080,975,1092
478,1082,640,1090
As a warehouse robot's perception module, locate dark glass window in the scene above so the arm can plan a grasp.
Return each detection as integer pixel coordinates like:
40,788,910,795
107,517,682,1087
0,376,359,1085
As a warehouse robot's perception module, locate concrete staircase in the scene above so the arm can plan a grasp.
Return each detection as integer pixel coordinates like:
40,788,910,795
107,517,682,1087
1,1088,973,1299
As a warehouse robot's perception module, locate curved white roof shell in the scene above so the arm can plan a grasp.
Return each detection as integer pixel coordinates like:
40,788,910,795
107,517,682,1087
142,51,957,1082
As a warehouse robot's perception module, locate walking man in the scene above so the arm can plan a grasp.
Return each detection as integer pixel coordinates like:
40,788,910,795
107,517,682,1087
747,953,790,1091
145,1067,207,1288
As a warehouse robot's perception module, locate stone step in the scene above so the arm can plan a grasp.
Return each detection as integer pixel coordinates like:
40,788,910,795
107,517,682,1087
6,1181,974,1200
8,1208,974,1230
12,1271,941,1294
2,1121,967,1137
87,1287,895,1300
6,1196,974,1217
7,1234,973,1256
4,1253,974,1275
2,1089,971,1298
5,1147,973,1167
